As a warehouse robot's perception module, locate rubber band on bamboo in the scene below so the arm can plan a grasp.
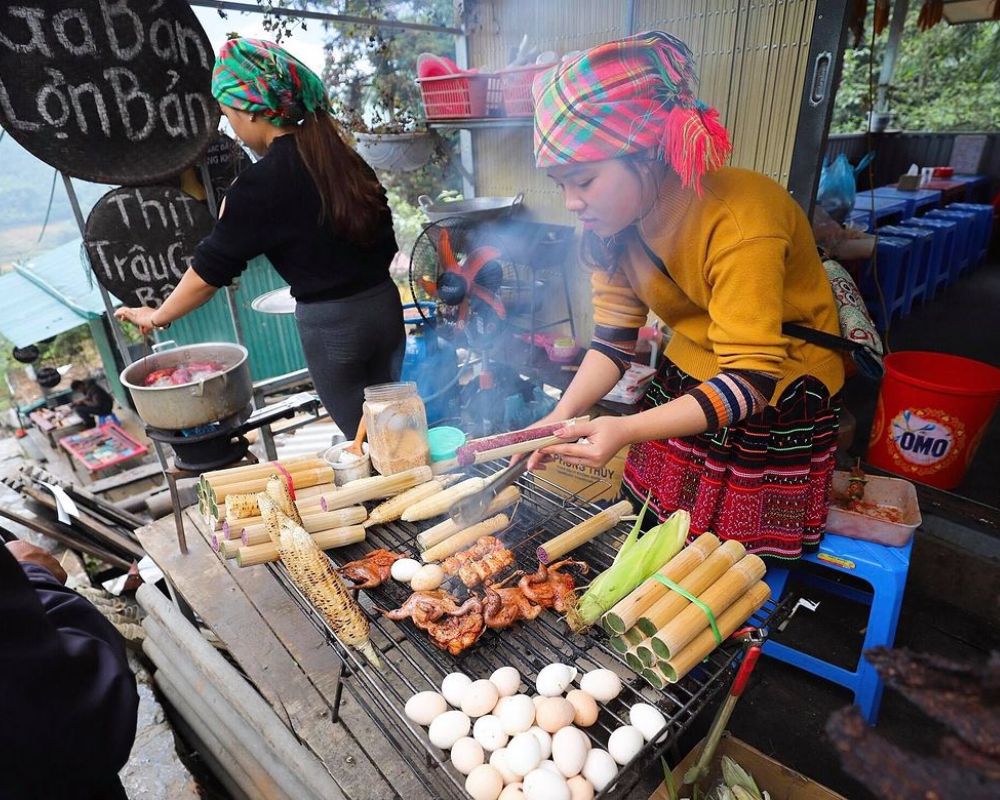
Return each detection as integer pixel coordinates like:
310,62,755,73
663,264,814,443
653,574,723,645
275,463,296,500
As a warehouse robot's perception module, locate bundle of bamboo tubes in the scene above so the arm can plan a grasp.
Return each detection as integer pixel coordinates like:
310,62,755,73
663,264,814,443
601,533,771,687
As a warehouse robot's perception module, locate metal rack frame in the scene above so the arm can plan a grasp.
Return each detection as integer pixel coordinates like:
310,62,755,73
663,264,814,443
266,464,788,800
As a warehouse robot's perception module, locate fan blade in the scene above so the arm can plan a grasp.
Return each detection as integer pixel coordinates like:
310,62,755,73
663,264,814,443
436,227,460,271
461,246,503,280
469,283,507,320
418,276,438,297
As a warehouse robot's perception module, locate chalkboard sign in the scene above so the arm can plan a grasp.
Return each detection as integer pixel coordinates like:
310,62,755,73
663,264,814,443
204,133,252,208
0,0,219,184
84,186,214,308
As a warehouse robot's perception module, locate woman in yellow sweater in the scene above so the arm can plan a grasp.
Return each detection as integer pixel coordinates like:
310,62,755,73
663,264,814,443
528,31,844,560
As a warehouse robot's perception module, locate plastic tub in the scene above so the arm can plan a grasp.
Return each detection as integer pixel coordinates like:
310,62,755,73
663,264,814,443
826,471,921,547
323,442,372,486
427,426,466,462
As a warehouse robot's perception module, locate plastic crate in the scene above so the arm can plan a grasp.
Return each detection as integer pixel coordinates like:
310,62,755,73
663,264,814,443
417,73,502,119
498,63,553,117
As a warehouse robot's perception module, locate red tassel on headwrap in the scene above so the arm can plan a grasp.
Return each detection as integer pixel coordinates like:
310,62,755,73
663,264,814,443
662,104,732,195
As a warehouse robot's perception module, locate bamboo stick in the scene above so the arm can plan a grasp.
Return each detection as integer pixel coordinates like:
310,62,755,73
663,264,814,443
317,466,433,511
240,507,367,547
419,514,510,563
201,454,324,484
650,555,767,661
415,486,520,549
236,526,367,568
602,533,720,635
536,500,633,564
661,582,772,683
635,540,746,637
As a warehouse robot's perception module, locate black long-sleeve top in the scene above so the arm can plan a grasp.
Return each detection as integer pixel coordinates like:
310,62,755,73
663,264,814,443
193,134,399,302
0,547,139,800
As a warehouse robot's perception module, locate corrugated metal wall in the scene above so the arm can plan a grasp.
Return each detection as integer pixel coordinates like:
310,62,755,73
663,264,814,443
165,256,306,382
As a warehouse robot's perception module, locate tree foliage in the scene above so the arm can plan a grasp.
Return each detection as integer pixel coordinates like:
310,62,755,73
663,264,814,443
833,8,1000,133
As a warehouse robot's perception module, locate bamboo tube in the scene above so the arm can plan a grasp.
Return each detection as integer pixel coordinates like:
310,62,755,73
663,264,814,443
609,635,629,654
203,458,328,493
415,486,521,549
221,493,327,538
650,555,767,661
641,668,665,690
211,467,334,504
602,533,720,635
236,526,367,567
240,507,367,548
317,466,433,511
622,626,645,646
624,650,644,674
201,453,324,483
635,540,746,637
419,514,510,563
536,500,633,564
661,582,772,683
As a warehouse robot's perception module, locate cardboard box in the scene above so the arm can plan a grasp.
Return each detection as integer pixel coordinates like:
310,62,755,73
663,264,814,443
650,734,847,800
536,445,629,503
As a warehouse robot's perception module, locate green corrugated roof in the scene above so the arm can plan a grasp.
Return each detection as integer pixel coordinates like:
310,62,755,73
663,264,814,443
0,238,119,347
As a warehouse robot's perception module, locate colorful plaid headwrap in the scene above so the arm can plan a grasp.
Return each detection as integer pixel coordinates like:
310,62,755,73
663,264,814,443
533,31,731,193
212,38,329,126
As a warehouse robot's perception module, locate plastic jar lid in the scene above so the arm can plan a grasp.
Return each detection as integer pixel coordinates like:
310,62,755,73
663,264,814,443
427,426,466,462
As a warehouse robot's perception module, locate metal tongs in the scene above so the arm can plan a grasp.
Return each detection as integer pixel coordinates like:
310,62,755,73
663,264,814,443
448,460,528,528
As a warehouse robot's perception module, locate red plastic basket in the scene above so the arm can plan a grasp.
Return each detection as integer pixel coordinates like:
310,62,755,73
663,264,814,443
417,73,502,119
499,63,554,117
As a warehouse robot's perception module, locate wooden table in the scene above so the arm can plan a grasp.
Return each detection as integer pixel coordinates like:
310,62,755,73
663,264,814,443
29,406,86,447
58,422,148,476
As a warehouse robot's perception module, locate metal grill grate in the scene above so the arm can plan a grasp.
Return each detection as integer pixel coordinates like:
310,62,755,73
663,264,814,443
266,463,787,800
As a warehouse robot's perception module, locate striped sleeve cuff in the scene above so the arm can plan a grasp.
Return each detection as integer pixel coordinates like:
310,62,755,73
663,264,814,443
590,324,639,375
687,370,777,430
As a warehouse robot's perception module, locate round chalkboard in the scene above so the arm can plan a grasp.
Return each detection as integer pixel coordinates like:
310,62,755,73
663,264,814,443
0,0,220,184
83,185,214,308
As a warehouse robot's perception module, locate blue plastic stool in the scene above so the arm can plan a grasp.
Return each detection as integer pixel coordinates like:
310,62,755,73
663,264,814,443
926,209,977,277
898,217,960,290
877,225,934,313
860,236,911,330
763,533,912,725
98,412,121,427
947,203,993,266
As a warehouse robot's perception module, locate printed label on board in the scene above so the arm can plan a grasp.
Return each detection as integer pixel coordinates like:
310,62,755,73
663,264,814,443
889,408,964,473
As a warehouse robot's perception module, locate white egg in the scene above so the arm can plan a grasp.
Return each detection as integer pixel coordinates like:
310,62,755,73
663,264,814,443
490,666,521,697
465,764,504,800
531,695,545,710
490,748,519,785
474,715,509,752
391,558,421,582
606,725,644,766
441,672,473,708
579,669,622,703
522,767,571,800
551,726,588,778
538,759,561,774
462,679,501,718
494,696,509,718
628,703,668,743
498,783,525,800
506,732,542,777
567,774,594,800
451,737,485,775
536,663,577,696
527,726,552,760
497,694,535,735
565,690,599,727
535,697,576,733
428,710,471,750
410,563,445,591
404,691,448,726
582,749,618,793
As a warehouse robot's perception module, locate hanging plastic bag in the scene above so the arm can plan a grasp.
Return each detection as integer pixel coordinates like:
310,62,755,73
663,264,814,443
817,154,858,223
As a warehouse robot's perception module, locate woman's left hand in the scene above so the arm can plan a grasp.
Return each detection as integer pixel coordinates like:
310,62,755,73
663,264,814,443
538,416,634,469
114,305,158,334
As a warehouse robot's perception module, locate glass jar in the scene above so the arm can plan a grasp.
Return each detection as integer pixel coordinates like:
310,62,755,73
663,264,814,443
363,382,430,475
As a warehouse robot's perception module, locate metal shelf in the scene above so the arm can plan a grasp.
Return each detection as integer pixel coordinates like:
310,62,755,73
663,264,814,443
267,465,789,800
427,117,534,130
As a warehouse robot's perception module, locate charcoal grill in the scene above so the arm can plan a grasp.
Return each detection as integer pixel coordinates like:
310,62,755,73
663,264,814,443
266,464,788,800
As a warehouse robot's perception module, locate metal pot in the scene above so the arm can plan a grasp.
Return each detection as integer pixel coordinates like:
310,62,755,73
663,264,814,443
418,193,524,223
120,342,252,431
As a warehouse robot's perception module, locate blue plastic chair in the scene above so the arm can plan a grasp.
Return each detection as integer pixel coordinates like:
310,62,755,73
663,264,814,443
763,533,913,725
877,225,934,313
925,208,977,277
898,217,960,289
946,203,994,266
860,236,911,330
98,412,121,427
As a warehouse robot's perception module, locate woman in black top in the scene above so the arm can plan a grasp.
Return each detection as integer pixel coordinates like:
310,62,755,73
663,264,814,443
115,38,404,438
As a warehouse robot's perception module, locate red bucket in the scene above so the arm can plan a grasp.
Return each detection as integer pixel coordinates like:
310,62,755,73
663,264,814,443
868,351,1000,489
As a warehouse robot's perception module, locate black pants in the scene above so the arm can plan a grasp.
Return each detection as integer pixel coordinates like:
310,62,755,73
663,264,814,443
295,279,406,438
76,403,112,429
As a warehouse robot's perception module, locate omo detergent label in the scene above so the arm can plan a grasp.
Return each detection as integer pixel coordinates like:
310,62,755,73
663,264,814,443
889,408,965,474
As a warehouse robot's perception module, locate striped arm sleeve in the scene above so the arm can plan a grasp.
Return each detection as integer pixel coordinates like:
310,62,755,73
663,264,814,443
687,369,778,430
590,324,639,375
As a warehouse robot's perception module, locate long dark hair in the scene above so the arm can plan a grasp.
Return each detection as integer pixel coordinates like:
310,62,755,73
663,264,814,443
295,111,387,243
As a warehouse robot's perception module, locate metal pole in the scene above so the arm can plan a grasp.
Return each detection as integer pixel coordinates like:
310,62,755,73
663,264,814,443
198,161,246,348
625,0,637,35
61,173,133,367
876,0,910,114
453,25,476,199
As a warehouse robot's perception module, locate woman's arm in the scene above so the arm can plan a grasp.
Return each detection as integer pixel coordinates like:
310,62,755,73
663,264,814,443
114,268,219,334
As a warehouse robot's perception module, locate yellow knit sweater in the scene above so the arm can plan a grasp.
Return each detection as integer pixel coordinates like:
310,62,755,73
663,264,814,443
592,167,845,403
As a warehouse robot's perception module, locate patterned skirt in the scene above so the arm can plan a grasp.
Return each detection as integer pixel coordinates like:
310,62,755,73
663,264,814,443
622,361,840,561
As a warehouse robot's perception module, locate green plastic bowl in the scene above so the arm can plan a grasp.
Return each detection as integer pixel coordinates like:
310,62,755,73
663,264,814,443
427,426,466,462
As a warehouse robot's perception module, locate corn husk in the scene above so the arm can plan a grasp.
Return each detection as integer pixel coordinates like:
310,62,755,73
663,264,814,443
363,476,459,528
266,474,301,525
414,486,521,549
721,756,763,800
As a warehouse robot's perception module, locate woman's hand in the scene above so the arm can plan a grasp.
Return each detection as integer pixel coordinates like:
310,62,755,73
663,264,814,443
114,305,158,334
537,416,634,470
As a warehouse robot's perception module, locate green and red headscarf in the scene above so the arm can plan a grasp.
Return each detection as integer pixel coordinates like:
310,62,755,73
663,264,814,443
212,37,329,126
532,31,731,193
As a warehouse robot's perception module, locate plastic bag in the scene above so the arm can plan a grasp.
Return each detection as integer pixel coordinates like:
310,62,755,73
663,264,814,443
817,154,858,223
